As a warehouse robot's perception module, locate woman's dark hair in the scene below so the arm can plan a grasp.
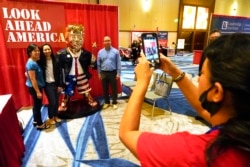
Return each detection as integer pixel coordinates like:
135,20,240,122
38,43,55,71
27,44,39,58
200,33,250,166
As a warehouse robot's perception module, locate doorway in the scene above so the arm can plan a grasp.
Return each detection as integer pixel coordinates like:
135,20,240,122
177,0,215,52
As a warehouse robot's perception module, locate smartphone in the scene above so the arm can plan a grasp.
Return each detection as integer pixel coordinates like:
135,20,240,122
141,33,160,68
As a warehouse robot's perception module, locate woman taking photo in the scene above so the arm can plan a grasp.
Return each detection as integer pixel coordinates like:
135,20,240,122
39,43,62,125
119,33,250,166
25,44,50,130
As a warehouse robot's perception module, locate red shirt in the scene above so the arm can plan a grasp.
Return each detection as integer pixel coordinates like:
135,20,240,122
137,130,249,167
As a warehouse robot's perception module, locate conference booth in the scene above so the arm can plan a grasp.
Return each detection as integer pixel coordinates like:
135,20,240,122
0,0,122,166
0,0,120,110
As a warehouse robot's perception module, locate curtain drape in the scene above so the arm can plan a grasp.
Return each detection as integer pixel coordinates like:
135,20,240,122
0,0,119,110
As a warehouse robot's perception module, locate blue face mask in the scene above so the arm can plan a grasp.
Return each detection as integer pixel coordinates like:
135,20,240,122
199,85,221,116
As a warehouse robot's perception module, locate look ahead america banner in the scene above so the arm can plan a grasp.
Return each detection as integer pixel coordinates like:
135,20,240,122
0,2,66,48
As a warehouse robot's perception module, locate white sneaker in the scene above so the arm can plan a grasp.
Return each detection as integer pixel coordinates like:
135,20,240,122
103,103,110,109
112,104,118,109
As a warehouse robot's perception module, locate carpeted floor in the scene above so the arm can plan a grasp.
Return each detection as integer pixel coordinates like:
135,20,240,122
18,100,140,167
18,99,209,167
18,55,210,166
121,55,200,118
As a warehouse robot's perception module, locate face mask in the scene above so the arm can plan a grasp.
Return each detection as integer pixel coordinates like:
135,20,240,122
208,39,215,45
199,85,221,116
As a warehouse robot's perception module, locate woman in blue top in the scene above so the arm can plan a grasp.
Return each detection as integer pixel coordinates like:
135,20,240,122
25,44,50,130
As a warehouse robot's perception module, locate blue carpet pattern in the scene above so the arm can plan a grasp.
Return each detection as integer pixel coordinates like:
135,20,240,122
21,55,199,166
156,88,197,116
122,87,197,117
121,54,198,117
22,105,139,167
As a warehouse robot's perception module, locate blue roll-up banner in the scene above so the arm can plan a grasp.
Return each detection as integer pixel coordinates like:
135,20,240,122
157,31,168,47
210,14,250,34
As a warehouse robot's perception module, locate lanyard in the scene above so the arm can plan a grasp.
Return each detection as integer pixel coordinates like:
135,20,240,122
206,126,221,134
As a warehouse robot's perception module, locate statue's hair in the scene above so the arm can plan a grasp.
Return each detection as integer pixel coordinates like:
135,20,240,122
65,24,84,40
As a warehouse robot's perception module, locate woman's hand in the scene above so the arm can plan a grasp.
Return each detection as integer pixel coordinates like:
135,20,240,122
159,53,182,78
135,52,153,86
57,87,63,93
116,75,120,80
36,92,42,99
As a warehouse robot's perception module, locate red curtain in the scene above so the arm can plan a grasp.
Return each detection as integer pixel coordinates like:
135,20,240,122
0,0,120,110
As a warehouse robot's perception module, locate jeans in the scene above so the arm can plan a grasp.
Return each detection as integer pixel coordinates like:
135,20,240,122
28,87,43,125
44,82,59,119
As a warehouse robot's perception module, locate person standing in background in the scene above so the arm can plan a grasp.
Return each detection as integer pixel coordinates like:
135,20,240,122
130,39,141,65
39,43,62,125
208,29,221,44
25,44,50,130
97,36,121,110
199,29,222,75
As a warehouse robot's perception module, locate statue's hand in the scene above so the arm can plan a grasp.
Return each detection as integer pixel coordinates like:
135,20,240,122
91,54,96,63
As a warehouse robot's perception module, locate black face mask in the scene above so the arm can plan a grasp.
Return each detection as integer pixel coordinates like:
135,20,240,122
199,85,221,116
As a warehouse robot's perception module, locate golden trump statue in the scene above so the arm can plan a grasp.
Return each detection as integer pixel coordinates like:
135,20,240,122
57,24,100,118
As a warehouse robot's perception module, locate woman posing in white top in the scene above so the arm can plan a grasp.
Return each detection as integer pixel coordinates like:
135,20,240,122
39,44,62,125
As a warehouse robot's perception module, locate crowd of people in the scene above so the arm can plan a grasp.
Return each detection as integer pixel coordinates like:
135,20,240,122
25,24,121,130
25,26,250,166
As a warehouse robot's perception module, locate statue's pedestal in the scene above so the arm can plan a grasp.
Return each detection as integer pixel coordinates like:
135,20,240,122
58,98,101,119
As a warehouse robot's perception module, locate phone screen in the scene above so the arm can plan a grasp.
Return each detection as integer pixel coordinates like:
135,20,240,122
141,33,160,68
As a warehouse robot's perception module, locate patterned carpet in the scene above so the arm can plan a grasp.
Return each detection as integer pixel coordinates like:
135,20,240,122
121,55,200,117
18,99,209,166
17,54,210,166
